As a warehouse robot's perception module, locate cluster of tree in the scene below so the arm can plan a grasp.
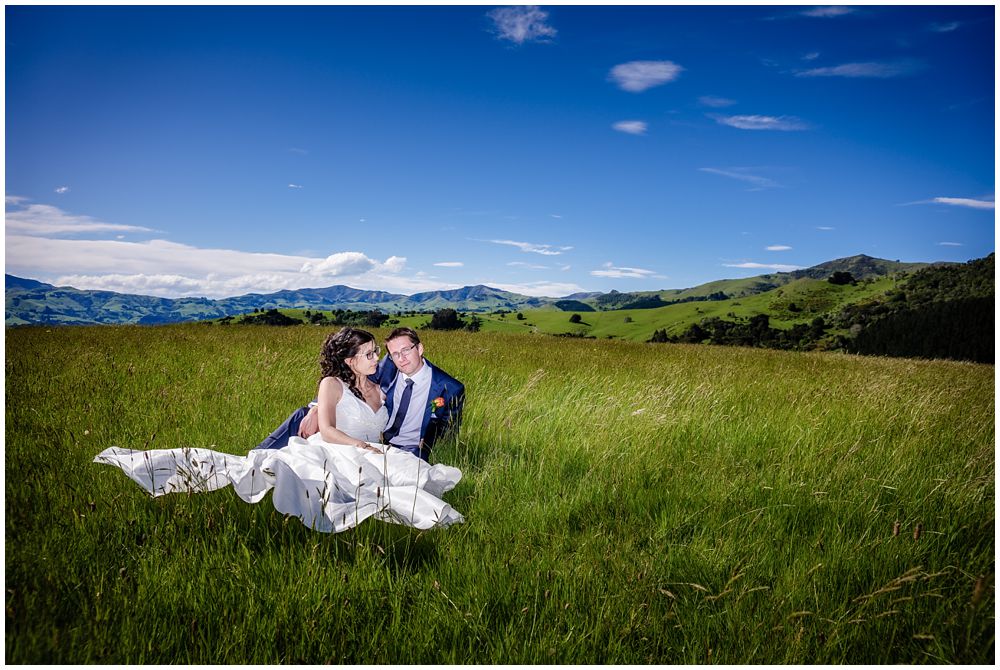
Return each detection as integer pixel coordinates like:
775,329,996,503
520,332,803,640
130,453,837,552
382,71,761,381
328,309,391,328
233,309,302,326
827,271,858,286
426,308,482,332
649,314,831,351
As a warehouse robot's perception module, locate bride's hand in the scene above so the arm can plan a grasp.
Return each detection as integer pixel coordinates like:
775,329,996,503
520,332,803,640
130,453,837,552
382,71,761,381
298,406,319,438
355,440,383,454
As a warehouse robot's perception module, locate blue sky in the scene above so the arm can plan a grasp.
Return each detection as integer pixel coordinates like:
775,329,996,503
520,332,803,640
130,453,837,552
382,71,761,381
5,4,995,298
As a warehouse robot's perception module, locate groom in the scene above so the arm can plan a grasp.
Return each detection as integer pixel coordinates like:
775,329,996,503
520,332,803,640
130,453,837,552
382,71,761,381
255,327,465,461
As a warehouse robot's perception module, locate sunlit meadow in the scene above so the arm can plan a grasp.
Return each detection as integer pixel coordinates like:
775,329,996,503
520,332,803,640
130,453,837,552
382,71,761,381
5,324,994,663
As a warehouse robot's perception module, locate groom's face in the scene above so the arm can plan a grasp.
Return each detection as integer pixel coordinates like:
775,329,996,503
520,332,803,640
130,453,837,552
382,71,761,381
386,336,424,376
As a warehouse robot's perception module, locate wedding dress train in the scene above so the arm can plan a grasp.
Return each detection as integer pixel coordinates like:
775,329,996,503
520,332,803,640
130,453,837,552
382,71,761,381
94,380,463,532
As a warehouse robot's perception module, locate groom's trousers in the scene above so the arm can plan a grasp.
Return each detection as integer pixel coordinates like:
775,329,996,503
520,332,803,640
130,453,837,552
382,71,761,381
254,406,309,450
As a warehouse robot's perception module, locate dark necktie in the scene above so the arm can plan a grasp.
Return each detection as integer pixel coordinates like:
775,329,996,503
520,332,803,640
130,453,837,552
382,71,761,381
383,379,414,443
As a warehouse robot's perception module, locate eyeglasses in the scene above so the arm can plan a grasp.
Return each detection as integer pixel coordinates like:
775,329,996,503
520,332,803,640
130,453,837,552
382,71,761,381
355,346,380,361
388,344,418,360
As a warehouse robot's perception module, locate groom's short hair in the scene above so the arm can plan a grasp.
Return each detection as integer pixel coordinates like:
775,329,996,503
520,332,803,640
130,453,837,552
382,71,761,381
386,326,420,346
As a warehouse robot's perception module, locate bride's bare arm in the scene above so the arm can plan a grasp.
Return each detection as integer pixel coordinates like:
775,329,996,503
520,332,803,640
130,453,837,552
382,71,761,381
316,377,382,452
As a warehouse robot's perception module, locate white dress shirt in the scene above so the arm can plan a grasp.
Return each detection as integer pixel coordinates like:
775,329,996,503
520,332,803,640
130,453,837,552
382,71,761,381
386,358,433,448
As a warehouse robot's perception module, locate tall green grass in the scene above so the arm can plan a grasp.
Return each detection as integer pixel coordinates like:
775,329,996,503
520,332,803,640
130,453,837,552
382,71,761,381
5,324,994,663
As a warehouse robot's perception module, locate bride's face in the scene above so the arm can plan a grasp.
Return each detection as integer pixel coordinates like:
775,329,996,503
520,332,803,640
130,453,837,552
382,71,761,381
347,341,380,378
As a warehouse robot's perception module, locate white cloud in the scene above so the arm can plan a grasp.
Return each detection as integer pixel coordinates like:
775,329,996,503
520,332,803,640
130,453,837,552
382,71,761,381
711,114,809,131
724,262,803,272
699,167,780,189
590,262,664,279
550,214,562,219
698,95,736,108
508,261,548,270
766,245,793,251
609,60,683,93
4,199,443,298
484,239,573,255
612,120,648,135
288,183,303,189
816,226,835,231
802,52,821,61
796,61,920,78
931,197,994,210
434,261,464,267
489,5,556,45
801,7,855,18
6,202,156,236
300,251,378,276
382,256,407,273
938,242,963,246
55,186,70,194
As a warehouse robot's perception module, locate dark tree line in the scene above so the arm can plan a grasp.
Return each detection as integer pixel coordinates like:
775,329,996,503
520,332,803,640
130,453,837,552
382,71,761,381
650,314,831,351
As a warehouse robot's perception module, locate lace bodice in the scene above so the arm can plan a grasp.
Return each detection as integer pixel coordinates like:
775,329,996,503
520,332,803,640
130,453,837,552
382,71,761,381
335,379,389,443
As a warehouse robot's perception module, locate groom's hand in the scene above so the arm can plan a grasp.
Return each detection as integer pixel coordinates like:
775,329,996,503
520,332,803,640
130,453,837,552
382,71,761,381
298,406,320,438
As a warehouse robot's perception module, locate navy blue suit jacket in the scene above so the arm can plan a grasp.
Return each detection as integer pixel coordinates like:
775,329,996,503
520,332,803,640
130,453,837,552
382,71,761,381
372,356,465,452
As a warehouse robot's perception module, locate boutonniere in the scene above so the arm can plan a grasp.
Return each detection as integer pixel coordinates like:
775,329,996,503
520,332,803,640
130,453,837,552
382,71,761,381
429,396,445,416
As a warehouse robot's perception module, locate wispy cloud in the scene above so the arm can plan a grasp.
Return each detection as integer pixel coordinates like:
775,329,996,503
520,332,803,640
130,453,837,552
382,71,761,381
508,261,548,270
711,114,809,131
698,95,736,108
802,52,821,61
609,60,683,92
699,167,780,190
5,200,156,237
724,261,803,272
938,241,963,246
903,196,995,210
801,7,855,18
288,183,303,189
931,197,994,210
590,262,664,279
484,239,573,255
766,245,792,251
612,120,648,135
288,147,309,155
489,5,556,45
929,21,962,33
550,214,562,219
54,186,70,194
816,226,835,231
434,261,464,267
795,60,921,78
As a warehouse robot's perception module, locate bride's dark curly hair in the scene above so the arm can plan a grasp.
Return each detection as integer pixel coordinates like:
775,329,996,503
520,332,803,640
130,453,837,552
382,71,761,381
319,327,378,401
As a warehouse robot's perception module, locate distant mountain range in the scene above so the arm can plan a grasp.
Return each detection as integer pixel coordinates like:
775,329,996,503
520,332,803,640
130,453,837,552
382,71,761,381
4,254,938,326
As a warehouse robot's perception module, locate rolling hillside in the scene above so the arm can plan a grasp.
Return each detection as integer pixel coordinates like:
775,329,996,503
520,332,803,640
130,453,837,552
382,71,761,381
1,254,952,327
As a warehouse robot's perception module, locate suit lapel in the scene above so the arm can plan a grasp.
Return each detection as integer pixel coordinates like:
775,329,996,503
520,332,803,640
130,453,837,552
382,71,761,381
421,366,444,435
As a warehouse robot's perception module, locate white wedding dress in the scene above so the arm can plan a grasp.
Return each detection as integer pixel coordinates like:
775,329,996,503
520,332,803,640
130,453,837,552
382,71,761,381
94,379,464,533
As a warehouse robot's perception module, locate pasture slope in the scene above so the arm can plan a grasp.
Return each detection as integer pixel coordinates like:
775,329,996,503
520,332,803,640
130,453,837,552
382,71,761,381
5,325,994,663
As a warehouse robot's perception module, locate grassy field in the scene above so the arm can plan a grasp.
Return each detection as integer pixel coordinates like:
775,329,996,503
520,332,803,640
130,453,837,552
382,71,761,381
5,324,994,663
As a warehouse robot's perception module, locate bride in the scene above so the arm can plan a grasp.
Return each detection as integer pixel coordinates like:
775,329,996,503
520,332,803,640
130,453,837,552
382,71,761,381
94,328,463,533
